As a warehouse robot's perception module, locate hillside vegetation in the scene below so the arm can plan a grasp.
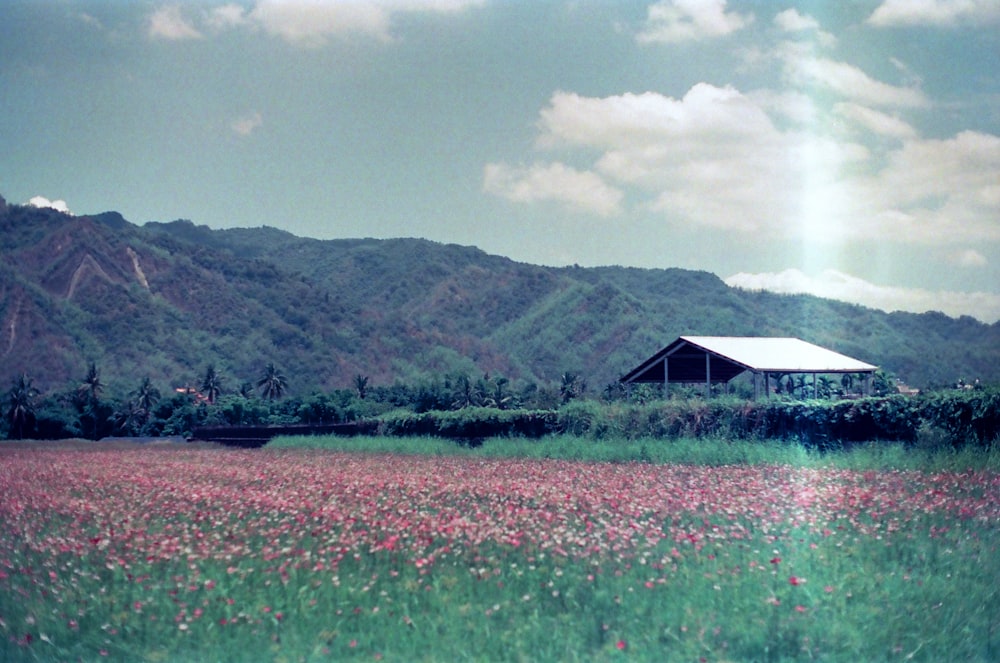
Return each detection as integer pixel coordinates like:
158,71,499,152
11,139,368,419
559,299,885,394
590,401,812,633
1,193,998,399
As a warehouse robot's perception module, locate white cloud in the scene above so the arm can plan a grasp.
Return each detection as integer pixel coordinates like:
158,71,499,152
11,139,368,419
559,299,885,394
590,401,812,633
529,85,868,234
785,57,928,109
194,0,485,46
725,268,1000,323
231,111,264,136
636,0,752,44
483,162,624,217
774,8,818,32
27,196,72,214
148,5,203,40
773,8,836,47
953,249,988,268
144,1,484,46
494,79,1000,249
861,131,1000,244
834,102,917,139
868,0,1000,27
249,1,392,45
206,4,249,31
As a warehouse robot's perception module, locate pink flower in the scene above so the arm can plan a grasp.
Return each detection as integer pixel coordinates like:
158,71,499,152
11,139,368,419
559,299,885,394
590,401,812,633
795,605,807,613
616,639,627,651
789,576,802,586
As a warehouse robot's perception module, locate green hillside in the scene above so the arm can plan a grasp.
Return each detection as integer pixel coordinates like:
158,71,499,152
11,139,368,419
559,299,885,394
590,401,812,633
1,194,997,397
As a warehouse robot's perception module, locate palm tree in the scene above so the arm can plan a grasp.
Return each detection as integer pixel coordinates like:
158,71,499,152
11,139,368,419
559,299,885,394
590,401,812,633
200,365,224,404
125,376,162,434
451,374,480,409
114,399,146,436
78,362,104,405
6,373,38,439
135,376,161,413
560,372,584,404
353,374,369,400
77,362,105,439
484,377,513,410
257,363,288,401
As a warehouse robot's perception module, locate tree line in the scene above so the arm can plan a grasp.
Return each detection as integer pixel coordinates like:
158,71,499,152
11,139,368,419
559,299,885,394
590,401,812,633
5,360,989,444
2,363,592,440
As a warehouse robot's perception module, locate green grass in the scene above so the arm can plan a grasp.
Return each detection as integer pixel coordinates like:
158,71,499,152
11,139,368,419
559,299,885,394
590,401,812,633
269,433,1000,472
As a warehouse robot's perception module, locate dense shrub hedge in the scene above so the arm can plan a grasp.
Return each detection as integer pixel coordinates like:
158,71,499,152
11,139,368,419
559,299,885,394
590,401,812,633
373,390,998,448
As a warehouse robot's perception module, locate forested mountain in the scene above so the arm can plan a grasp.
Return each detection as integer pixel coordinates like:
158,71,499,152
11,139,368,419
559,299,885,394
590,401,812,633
2,194,997,397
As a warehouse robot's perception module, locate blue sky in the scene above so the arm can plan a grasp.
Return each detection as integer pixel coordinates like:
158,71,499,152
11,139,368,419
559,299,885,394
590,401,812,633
2,1,999,322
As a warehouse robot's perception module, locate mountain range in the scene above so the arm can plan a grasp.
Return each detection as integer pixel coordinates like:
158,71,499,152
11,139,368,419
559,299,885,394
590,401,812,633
2,193,997,397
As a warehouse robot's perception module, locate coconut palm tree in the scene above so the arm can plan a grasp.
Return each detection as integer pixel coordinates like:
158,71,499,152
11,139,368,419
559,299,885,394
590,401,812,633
114,399,146,436
200,365,224,404
353,374,369,400
121,376,162,434
257,363,288,401
78,362,104,405
77,362,105,439
135,376,161,413
6,373,38,439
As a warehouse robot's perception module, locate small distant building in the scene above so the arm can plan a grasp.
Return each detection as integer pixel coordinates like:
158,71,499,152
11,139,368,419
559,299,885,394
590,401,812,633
620,336,878,399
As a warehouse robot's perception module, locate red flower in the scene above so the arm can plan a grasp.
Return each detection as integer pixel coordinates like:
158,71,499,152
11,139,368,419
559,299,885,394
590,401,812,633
789,576,802,586
770,557,781,565
616,639,627,651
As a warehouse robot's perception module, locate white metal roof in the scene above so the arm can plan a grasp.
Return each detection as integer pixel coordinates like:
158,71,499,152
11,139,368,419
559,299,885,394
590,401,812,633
678,336,877,373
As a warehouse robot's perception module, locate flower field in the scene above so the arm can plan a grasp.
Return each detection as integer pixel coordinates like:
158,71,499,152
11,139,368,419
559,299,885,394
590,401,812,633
1,442,998,662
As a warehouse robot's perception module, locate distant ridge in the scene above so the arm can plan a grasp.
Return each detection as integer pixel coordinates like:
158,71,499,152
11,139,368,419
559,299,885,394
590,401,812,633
1,196,997,394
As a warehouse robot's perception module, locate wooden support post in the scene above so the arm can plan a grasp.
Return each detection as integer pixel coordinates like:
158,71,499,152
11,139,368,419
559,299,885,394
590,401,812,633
705,353,711,398
663,357,669,400
813,373,818,399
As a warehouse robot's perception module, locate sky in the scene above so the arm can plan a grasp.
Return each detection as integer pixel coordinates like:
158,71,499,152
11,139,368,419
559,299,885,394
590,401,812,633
2,1,999,323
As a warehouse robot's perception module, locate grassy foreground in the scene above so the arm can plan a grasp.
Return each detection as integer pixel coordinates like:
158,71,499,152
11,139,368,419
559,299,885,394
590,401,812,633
0,439,997,662
269,433,1000,473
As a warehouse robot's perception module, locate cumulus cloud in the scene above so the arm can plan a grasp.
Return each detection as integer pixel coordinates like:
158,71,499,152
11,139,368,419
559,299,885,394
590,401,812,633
483,162,624,217
490,73,1000,249
231,111,264,136
637,0,752,44
725,269,1000,323
527,84,870,235
860,131,1000,244
868,0,1000,27
27,196,72,214
773,8,836,47
148,5,203,40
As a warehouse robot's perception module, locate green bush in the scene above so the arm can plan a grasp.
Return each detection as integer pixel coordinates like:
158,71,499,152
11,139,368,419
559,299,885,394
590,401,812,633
919,388,1000,446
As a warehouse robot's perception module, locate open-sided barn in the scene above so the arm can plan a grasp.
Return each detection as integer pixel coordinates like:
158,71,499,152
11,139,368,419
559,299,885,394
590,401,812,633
620,336,878,399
